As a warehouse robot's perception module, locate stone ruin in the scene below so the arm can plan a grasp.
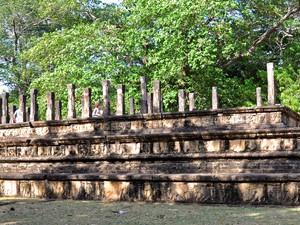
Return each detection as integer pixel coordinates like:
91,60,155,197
1,63,300,205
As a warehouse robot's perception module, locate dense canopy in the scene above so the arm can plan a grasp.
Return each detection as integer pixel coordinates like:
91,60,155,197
0,0,299,118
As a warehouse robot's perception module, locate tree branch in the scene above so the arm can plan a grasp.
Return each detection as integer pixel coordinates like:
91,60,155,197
222,4,300,69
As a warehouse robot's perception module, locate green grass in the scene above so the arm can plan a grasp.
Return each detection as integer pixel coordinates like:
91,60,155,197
0,198,300,225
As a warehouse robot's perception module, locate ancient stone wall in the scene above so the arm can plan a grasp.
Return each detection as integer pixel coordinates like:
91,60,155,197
1,63,300,205
0,105,300,205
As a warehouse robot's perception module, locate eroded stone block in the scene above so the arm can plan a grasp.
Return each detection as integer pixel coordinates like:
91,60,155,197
270,112,282,123
280,139,296,151
91,144,105,155
260,139,281,151
230,139,246,152
238,183,265,203
131,121,142,130
152,142,168,154
0,147,7,156
245,140,258,151
78,144,90,155
103,181,130,201
281,182,299,205
46,181,71,199
162,119,175,128
183,140,199,153
7,147,17,156
2,181,18,196
20,181,31,197
140,142,153,154
206,140,224,152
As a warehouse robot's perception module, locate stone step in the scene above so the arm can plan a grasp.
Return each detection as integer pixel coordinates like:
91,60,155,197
1,172,300,182
1,152,300,174
1,172,300,204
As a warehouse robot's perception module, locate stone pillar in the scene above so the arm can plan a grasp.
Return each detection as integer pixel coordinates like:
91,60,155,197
267,62,275,105
102,80,110,117
212,86,218,110
153,80,162,113
129,98,135,115
116,84,125,115
46,92,55,120
26,107,30,122
82,88,91,118
147,92,153,113
256,87,262,107
178,89,186,112
67,84,76,119
9,105,16,123
2,92,9,124
30,89,39,122
55,101,62,120
189,93,195,111
0,98,2,123
18,95,26,123
140,76,148,114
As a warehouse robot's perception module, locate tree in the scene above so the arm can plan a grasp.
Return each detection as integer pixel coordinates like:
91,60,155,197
5,0,300,117
0,0,103,95
121,0,300,110
22,3,126,118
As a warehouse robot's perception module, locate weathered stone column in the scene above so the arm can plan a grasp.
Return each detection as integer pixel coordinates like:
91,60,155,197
129,98,135,115
0,98,2,124
189,93,195,111
267,62,275,105
102,80,110,117
140,76,148,114
26,107,30,122
212,86,218,110
2,93,9,124
178,89,186,112
9,105,16,123
256,87,262,107
30,89,39,121
55,101,62,120
46,92,55,120
153,80,162,113
116,84,125,115
147,92,153,113
82,88,92,118
67,84,76,119
18,95,26,123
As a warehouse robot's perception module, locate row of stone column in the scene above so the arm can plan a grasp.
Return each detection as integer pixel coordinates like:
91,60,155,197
0,62,276,123
211,62,276,110
0,90,62,124
66,79,165,119
176,63,275,111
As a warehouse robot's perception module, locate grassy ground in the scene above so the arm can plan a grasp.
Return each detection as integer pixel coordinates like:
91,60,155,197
0,198,299,225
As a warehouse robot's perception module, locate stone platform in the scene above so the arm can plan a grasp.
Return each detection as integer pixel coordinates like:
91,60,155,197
1,105,300,205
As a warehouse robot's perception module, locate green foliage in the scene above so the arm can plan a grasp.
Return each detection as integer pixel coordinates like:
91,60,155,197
25,21,124,118
1,0,300,118
276,65,300,112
